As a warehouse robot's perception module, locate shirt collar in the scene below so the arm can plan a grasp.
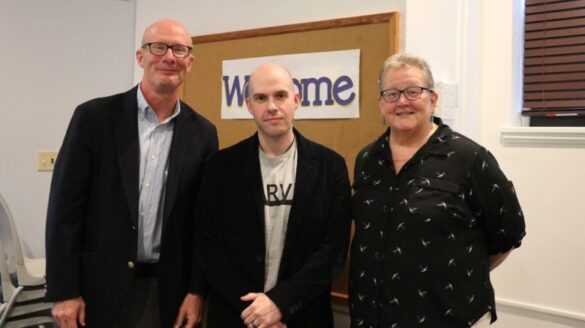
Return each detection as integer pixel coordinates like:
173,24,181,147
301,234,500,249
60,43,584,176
424,117,456,156
136,84,181,123
369,117,453,160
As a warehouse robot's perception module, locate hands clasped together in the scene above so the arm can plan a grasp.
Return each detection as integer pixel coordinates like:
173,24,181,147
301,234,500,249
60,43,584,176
240,293,287,328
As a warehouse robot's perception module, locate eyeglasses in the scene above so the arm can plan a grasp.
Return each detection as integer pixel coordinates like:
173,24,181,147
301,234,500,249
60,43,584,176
142,42,192,58
379,87,433,103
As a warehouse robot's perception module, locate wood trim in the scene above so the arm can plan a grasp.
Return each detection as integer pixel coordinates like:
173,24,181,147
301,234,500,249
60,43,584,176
331,291,348,300
192,13,397,43
390,13,401,52
331,291,348,308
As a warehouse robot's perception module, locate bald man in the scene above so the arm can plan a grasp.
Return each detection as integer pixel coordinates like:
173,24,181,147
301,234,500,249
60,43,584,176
46,19,218,327
196,63,351,328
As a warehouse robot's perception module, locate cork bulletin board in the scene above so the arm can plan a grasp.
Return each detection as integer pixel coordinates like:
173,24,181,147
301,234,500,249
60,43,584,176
183,12,400,301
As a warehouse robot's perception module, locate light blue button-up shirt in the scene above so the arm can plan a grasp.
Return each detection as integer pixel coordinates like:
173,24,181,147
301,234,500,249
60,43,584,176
136,86,181,262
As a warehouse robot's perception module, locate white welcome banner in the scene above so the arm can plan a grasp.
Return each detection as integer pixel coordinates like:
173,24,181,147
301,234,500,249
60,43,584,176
220,49,360,119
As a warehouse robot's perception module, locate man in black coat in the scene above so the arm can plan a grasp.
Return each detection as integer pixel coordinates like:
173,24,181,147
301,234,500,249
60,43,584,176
45,19,218,328
197,63,351,328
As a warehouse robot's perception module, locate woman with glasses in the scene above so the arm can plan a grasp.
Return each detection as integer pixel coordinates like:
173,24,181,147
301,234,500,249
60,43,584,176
348,53,526,328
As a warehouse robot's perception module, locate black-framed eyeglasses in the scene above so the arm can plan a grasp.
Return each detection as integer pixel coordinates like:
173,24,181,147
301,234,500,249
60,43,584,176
142,42,192,58
380,87,433,103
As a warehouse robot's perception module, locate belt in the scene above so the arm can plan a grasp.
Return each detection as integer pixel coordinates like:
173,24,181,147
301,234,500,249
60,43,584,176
134,262,159,279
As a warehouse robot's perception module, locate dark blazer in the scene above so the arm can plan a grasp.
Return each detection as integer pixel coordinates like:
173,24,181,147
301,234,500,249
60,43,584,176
45,86,218,327
196,129,351,328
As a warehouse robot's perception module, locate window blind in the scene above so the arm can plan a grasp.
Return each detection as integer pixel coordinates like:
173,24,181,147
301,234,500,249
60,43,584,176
523,0,585,117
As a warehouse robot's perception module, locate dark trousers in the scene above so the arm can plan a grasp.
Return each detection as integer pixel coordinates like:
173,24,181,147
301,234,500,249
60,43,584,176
114,277,161,328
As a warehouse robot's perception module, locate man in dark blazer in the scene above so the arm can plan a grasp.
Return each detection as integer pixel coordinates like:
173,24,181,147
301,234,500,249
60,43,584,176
196,63,351,328
45,19,218,328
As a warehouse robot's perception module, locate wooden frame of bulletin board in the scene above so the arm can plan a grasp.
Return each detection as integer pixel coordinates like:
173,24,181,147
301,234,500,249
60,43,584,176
183,12,400,303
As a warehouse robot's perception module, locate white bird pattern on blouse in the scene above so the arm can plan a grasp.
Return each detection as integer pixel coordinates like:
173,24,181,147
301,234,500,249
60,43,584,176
349,125,525,327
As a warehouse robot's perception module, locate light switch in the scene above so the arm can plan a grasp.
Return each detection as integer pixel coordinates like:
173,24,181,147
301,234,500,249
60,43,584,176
37,151,58,171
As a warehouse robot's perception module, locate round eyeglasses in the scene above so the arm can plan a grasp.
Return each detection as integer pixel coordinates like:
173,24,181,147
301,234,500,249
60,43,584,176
142,42,192,58
380,87,433,103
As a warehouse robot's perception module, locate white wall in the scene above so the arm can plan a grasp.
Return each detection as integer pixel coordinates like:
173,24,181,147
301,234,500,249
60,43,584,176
134,0,406,44
479,0,585,327
0,0,136,256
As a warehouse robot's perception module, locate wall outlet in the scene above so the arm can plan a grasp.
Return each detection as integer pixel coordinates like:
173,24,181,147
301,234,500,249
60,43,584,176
435,81,458,121
436,81,458,109
37,151,58,171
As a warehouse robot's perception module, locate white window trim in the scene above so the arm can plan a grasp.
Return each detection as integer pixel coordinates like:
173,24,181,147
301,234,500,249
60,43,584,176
500,127,585,146
500,1,585,146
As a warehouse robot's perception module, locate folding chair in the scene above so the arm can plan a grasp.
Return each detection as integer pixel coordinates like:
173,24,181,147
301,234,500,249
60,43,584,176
0,243,53,327
0,193,45,287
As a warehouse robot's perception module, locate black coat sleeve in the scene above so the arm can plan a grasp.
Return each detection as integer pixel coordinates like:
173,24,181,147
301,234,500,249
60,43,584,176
194,158,258,313
45,105,94,301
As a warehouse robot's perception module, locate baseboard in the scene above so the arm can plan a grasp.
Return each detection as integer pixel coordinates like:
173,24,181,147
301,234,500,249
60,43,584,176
496,298,585,325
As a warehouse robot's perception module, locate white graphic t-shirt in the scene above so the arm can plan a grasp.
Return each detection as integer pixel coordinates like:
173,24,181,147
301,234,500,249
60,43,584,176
259,140,297,291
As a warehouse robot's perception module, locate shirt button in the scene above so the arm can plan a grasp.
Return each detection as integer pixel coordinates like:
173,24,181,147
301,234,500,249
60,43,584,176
128,261,135,269
150,154,156,160
256,254,263,263
145,183,150,188
131,225,136,230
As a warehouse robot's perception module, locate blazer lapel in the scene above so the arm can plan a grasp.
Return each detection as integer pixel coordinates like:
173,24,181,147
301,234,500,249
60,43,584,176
280,130,318,267
162,106,190,225
243,134,266,231
114,87,140,227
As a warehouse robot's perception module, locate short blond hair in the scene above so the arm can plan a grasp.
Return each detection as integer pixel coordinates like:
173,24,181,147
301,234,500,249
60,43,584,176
378,53,435,91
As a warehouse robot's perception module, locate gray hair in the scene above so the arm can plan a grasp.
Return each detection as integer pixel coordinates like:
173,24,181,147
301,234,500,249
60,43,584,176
378,53,435,91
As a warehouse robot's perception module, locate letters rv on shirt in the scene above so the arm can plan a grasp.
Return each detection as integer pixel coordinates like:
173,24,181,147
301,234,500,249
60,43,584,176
259,139,297,292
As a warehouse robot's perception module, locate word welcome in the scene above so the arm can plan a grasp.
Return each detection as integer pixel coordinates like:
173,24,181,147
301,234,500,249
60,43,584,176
222,75,355,107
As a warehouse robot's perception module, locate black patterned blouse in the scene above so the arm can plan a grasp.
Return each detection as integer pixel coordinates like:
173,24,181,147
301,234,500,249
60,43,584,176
349,118,526,328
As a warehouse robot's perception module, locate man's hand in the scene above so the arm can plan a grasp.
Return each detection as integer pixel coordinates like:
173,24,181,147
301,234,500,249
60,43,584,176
174,293,204,328
52,297,86,328
240,293,282,328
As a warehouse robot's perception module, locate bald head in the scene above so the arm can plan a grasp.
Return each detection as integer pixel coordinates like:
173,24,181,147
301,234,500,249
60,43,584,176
247,63,296,98
137,19,194,98
245,63,299,152
141,19,192,47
